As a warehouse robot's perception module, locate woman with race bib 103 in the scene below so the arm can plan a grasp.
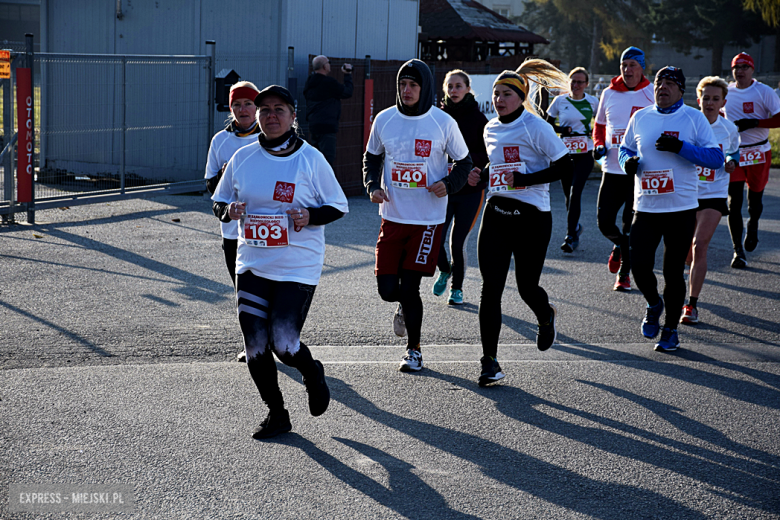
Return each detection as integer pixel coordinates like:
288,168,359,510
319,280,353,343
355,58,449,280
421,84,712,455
212,85,349,439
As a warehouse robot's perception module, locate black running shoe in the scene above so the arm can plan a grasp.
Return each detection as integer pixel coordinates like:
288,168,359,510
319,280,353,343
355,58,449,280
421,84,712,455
252,409,292,439
731,248,747,269
744,225,759,252
303,360,330,417
536,304,557,351
478,356,505,387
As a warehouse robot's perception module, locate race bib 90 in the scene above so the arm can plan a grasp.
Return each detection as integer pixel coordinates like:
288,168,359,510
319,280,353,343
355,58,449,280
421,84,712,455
489,162,527,193
390,161,428,189
243,214,289,247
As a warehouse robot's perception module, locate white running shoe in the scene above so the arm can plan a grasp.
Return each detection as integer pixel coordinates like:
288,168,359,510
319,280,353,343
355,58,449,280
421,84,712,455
399,349,423,372
393,303,406,337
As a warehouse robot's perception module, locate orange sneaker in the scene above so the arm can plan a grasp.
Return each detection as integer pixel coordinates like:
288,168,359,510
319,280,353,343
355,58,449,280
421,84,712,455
680,305,698,325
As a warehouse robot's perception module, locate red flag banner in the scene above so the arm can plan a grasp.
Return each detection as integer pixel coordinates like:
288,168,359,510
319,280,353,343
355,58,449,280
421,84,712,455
16,67,33,203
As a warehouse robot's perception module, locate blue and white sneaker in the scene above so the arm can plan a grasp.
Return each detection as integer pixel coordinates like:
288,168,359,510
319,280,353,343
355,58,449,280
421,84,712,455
432,270,451,296
642,298,664,339
448,289,464,305
399,349,423,372
654,327,680,352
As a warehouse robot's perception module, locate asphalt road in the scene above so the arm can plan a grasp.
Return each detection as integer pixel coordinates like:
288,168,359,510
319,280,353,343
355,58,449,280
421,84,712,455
2,172,779,518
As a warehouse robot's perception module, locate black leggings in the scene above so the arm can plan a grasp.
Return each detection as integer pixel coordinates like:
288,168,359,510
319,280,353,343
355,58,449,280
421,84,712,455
236,271,319,412
478,198,552,359
223,238,237,287
560,152,594,236
377,270,424,348
597,172,634,276
630,209,697,329
436,190,484,290
727,181,764,248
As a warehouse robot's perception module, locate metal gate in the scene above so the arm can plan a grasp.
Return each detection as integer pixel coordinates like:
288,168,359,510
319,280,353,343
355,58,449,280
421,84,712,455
1,43,213,223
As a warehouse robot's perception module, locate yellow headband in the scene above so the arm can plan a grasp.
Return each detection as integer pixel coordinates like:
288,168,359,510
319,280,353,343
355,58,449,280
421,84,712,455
495,77,528,98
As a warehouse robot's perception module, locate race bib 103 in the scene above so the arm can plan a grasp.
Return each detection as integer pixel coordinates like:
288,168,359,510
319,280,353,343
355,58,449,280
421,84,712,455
243,214,289,247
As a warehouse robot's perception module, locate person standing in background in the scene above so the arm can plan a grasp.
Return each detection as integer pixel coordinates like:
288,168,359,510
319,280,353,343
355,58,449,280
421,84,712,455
303,55,354,168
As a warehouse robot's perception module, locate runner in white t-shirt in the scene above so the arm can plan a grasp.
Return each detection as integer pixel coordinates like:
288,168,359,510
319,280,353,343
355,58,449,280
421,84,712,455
546,67,599,253
205,81,261,363
466,63,573,386
593,47,654,292
619,67,723,352
362,59,472,373
680,77,739,326
213,85,349,439
723,52,780,268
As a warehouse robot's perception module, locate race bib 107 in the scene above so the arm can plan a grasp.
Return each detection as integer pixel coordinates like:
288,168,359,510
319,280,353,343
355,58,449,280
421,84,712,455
641,169,675,195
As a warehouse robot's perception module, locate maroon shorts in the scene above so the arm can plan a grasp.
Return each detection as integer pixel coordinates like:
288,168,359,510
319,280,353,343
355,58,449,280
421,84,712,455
730,150,771,192
374,219,443,277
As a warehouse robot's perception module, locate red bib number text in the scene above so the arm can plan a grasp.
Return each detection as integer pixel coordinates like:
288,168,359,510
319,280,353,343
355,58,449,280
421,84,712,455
641,169,675,195
696,165,715,182
390,161,428,189
489,162,526,193
739,146,766,167
563,136,588,154
244,214,289,247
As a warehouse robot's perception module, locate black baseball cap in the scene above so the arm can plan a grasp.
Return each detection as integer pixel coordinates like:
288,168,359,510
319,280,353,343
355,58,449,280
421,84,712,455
254,85,295,106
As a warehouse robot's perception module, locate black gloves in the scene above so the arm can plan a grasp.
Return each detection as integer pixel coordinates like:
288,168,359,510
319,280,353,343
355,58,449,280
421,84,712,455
735,118,760,132
593,145,607,160
655,134,683,154
624,156,640,176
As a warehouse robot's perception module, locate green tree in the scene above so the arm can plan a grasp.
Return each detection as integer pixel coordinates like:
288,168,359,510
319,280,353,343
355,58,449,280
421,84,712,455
649,0,771,75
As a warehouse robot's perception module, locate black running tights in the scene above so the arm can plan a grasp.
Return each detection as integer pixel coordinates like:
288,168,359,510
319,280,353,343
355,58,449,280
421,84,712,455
478,198,552,359
630,209,697,329
236,271,318,412
727,181,764,248
561,152,594,236
436,190,484,290
597,172,634,276
377,270,424,348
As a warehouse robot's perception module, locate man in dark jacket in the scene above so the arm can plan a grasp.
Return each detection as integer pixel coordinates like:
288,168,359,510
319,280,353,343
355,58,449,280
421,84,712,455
303,55,353,167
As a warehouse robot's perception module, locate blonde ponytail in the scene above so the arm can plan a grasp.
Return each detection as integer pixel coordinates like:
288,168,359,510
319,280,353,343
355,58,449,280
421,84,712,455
515,59,570,118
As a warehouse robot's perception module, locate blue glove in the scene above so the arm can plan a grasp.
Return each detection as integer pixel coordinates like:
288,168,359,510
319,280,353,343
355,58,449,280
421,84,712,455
593,145,607,160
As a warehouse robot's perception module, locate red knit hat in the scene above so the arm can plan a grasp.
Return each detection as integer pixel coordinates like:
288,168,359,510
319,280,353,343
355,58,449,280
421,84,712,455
731,52,755,69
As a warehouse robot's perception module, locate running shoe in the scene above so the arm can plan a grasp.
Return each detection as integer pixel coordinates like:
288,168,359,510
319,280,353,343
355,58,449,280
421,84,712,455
561,224,584,253
641,298,664,339
654,327,680,352
680,305,698,325
478,356,505,387
744,225,759,252
448,289,464,305
252,409,292,439
303,360,330,417
432,269,452,296
731,248,747,269
393,303,406,337
536,304,557,351
237,350,247,362
608,246,621,274
613,274,632,292
399,348,423,372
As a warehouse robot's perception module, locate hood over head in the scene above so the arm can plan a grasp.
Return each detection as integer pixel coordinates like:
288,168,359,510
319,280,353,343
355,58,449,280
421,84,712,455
396,59,435,116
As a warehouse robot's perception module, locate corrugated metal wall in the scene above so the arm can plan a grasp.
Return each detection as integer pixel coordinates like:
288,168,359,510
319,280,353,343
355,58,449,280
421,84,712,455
41,0,420,180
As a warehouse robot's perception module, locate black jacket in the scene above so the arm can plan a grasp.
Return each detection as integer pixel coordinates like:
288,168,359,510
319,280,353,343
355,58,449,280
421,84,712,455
442,93,489,194
303,73,353,134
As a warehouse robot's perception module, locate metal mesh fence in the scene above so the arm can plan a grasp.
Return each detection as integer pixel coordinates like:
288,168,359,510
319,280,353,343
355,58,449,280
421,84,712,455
35,53,212,199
